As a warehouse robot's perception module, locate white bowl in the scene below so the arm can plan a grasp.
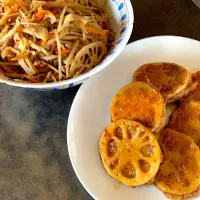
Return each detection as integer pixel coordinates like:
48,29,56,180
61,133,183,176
0,0,134,90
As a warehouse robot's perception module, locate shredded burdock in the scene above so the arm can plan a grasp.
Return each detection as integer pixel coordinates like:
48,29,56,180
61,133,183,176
0,0,115,83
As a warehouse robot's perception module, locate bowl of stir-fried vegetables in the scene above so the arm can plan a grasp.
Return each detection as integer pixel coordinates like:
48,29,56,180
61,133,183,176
0,0,133,89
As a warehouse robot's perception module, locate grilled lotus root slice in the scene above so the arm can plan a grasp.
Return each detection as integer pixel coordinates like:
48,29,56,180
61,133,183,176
180,71,200,102
69,41,107,77
110,82,166,133
168,101,200,148
99,120,162,187
155,128,200,199
132,62,191,103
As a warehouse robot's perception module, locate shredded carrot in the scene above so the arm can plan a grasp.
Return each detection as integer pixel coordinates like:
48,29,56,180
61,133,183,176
56,49,78,55
0,3,18,26
2,0,9,7
35,10,48,21
40,40,47,47
10,3,19,12
11,51,30,61
85,26,107,35
2,0,16,11
56,49,78,54
48,33,55,39
23,75,40,83
50,43,55,53
17,0,28,12
37,63,46,68
35,10,53,22
16,25,23,32
60,49,72,54
14,41,19,48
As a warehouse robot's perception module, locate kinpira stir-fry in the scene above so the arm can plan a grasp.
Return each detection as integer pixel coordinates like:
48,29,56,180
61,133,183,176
0,0,115,83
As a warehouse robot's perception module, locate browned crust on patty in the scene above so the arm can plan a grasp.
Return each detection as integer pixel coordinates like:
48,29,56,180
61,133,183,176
180,71,200,103
133,62,190,103
167,74,197,103
155,184,198,200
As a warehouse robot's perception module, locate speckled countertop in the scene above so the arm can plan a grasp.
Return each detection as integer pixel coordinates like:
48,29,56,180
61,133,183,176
1,0,200,199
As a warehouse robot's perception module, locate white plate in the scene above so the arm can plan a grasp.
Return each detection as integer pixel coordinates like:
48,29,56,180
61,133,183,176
67,36,200,200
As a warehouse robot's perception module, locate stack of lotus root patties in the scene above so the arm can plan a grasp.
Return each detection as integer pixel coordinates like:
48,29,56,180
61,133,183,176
99,62,200,200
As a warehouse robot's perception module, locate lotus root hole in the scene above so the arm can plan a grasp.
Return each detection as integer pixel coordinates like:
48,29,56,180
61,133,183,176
89,48,92,56
98,47,102,55
138,130,145,138
110,159,119,170
114,127,123,140
80,55,86,64
138,159,151,173
141,136,150,143
121,162,136,178
84,55,89,64
140,144,154,157
179,178,190,187
127,126,136,139
107,139,118,157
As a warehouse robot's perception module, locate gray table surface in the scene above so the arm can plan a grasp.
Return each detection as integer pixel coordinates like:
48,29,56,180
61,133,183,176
0,0,200,199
